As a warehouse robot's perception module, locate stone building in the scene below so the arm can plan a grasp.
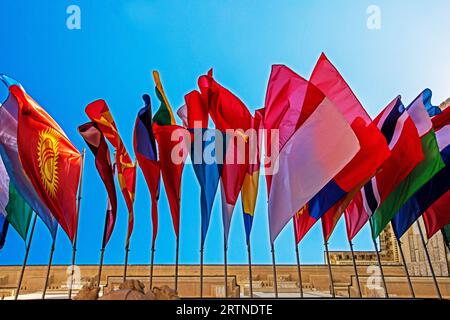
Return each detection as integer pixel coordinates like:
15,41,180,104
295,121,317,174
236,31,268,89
0,221,449,299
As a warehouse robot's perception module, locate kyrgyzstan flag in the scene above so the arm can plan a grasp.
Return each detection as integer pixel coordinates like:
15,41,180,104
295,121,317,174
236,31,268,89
13,85,82,242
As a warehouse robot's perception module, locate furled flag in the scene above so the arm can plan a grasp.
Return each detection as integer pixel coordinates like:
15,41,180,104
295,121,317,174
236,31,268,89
371,90,445,238
133,94,161,247
13,85,82,242
0,75,58,238
198,70,253,242
152,71,188,237
268,90,360,242
78,122,118,247
305,54,390,232
0,214,8,250
423,191,450,239
325,96,424,241
344,191,369,241
392,107,450,238
183,89,222,246
241,109,263,244
6,184,33,241
86,100,137,247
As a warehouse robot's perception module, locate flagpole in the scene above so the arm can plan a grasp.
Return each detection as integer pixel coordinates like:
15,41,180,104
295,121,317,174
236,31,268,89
293,225,303,298
323,239,336,298
348,240,362,298
175,235,180,292
246,238,254,298
98,161,116,289
69,148,86,299
417,221,442,299
223,235,228,298
149,244,155,290
97,209,109,288
368,219,389,298
200,243,204,298
14,213,38,300
441,229,450,275
42,227,58,299
270,242,278,298
123,244,130,282
392,226,415,298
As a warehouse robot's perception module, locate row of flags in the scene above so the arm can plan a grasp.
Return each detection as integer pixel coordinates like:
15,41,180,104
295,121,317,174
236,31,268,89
0,54,449,264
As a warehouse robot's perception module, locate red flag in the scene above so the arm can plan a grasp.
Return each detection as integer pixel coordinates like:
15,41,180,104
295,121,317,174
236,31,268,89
13,85,82,242
78,122,117,247
133,95,161,246
344,191,370,241
197,70,253,240
85,100,137,246
310,53,390,193
153,123,188,237
423,191,450,239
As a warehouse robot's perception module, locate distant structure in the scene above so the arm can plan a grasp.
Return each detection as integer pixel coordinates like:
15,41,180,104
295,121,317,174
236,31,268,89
330,222,449,277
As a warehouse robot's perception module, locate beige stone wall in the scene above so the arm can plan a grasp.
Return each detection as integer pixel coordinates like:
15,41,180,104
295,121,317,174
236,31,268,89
1,263,449,299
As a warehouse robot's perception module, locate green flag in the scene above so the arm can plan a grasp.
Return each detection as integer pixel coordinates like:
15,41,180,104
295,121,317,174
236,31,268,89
152,70,176,126
6,184,33,241
370,91,445,239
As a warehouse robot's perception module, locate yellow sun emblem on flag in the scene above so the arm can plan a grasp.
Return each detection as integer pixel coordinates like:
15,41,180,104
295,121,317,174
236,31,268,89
37,128,60,198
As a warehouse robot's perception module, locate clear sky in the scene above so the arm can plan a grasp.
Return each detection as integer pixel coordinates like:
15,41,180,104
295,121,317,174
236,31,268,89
1,0,450,268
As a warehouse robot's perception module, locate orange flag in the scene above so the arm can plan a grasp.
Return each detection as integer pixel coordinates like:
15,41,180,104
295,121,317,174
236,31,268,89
85,100,137,247
13,85,82,242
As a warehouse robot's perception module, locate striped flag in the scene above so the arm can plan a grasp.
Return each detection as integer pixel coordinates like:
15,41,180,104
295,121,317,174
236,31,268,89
392,107,450,238
268,94,360,242
371,90,445,238
342,96,424,240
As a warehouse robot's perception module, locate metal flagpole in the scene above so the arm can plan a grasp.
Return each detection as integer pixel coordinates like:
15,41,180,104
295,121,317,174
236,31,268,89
323,239,336,298
15,213,38,300
293,226,303,298
175,236,180,292
200,243,204,298
149,244,155,290
123,244,130,282
97,210,109,288
223,235,228,298
69,148,86,299
392,228,415,298
348,240,362,298
247,238,254,298
42,227,58,299
270,242,278,298
98,161,116,288
368,219,389,298
441,229,450,275
417,221,442,299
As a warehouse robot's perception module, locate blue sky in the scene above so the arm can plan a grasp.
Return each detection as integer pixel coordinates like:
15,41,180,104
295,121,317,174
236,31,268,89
1,0,450,267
